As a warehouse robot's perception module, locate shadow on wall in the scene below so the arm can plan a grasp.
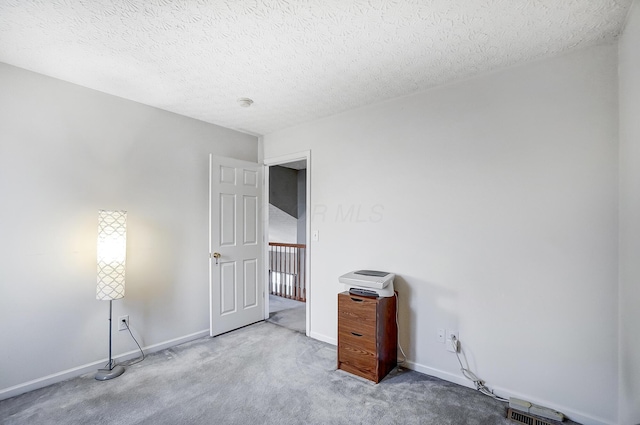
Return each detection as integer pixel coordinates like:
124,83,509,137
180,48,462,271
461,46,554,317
393,275,413,362
393,275,459,364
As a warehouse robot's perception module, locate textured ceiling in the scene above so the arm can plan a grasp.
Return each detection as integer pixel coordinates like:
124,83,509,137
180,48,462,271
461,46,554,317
0,0,632,136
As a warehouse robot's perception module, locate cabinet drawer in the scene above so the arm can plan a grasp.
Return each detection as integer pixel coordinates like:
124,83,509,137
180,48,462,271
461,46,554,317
338,317,376,339
338,327,376,353
338,342,377,374
338,294,377,322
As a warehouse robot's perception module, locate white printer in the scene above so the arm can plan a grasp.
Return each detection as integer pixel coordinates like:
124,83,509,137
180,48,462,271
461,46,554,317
339,270,395,297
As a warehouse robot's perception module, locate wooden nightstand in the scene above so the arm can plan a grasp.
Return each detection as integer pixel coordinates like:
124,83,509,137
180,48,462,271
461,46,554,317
337,291,397,383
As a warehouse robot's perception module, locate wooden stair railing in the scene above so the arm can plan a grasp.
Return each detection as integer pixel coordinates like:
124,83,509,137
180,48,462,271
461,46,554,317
268,242,306,302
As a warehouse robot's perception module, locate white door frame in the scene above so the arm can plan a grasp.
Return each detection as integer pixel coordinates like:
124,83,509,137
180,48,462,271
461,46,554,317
263,150,311,337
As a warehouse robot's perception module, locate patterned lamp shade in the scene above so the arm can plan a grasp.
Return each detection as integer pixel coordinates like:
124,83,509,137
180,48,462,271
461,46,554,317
96,210,127,300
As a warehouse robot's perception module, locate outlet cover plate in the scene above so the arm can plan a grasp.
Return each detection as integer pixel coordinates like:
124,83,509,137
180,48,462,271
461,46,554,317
118,315,129,331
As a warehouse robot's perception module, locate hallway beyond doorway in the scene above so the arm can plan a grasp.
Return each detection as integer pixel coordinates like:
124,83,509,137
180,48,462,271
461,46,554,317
267,295,305,334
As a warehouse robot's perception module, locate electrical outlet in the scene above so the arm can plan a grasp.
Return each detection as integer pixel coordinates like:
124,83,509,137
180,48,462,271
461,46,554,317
118,315,129,331
446,331,459,352
437,328,446,343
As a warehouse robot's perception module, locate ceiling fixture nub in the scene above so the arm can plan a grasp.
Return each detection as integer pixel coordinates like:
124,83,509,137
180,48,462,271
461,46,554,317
237,98,254,108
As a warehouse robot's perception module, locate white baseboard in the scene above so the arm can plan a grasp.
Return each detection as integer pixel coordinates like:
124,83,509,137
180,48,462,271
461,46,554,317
310,331,336,346
401,360,616,425
0,329,209,401
403,359,478,392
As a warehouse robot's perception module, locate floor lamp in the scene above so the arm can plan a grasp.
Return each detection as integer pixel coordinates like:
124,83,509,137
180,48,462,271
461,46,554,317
95,210,127,381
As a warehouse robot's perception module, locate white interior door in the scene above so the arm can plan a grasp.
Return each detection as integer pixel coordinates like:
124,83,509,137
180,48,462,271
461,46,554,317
209,155,264,336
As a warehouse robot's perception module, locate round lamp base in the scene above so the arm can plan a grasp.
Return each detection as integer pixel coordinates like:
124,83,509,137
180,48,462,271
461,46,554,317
95,365,125,381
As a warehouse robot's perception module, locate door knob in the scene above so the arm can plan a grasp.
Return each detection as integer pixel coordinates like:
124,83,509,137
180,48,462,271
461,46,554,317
213,252,221,265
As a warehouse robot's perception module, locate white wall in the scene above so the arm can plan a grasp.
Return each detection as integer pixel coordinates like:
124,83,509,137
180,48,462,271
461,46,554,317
268,204,298,243
618,1,640,424
0,63,258,397
264,44,619,425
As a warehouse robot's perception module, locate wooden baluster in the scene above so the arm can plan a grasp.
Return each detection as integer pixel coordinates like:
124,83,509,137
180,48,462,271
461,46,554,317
274,245,279,297
296,246,300,301
293,246,297,300
293,246,297,301
277,245,281,297
278,245,281,298
302,247,306,302
269,245,272,296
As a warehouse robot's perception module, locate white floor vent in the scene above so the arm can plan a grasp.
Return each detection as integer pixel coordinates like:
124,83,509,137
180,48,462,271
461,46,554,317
507,408,557,425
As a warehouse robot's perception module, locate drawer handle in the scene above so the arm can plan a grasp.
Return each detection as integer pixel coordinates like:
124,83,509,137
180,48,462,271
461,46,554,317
350,332,363,337
350,297,364,302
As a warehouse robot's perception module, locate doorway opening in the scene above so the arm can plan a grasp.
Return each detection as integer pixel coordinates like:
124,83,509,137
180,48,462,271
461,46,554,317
264,154,309,335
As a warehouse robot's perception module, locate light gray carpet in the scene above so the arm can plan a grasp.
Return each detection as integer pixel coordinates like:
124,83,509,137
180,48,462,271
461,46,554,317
267,294,305,334
0,322,578,425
